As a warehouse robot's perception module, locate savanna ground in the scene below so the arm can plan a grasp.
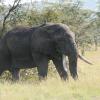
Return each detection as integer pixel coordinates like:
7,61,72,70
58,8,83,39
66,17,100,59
0,48,100,100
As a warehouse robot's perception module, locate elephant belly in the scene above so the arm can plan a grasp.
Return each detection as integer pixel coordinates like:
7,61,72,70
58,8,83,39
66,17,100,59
12,57,34,68
11,48,34,68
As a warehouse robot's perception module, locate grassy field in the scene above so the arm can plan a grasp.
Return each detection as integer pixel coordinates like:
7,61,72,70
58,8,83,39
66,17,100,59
0,49,100,100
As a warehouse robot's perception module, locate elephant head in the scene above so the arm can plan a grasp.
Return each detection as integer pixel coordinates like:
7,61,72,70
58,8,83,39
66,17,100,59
54,24,92,79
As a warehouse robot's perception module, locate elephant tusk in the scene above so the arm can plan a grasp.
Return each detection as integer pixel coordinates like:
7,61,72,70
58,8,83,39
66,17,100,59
78,54,93,65
62,55,68,72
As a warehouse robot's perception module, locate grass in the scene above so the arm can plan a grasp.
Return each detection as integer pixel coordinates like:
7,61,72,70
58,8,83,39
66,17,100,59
0,48,100,100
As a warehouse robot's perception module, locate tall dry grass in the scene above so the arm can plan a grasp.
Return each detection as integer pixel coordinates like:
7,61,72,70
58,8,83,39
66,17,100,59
0,49,100,100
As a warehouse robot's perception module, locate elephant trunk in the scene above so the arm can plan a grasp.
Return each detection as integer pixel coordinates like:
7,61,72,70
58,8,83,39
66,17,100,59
66,42,78,80
68,52,78,80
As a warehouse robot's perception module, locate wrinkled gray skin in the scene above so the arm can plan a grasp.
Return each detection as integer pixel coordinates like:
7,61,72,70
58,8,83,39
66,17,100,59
0,23,78,81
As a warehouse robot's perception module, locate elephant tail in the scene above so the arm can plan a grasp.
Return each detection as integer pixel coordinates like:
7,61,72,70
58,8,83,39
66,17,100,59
78,54,93,65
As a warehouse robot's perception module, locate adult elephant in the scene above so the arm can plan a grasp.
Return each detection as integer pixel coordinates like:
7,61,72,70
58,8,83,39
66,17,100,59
0,23,92,81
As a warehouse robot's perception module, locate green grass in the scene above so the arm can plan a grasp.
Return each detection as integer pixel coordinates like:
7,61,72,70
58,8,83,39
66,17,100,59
0,49,100,100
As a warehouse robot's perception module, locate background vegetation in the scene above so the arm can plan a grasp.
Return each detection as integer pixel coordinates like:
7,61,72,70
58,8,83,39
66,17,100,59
0,0,100,99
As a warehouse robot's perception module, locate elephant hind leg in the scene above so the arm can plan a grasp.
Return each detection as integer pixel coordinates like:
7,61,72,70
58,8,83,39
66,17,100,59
9,68,20,81
0,69,4,76
52,56,68,81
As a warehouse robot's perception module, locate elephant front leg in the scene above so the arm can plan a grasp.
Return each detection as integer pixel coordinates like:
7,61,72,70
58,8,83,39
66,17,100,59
10,68,20,81
52,55,68,80
33,53,48,80
37,61,48,80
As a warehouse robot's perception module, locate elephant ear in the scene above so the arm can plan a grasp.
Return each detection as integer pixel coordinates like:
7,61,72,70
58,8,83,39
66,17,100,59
55,37,70,55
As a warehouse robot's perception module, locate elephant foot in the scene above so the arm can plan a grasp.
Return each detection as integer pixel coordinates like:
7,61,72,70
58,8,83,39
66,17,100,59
39,76,47,81
71,73,78,80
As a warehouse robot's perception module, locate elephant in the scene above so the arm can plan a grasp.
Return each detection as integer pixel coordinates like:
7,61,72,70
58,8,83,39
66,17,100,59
0,23,92,81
